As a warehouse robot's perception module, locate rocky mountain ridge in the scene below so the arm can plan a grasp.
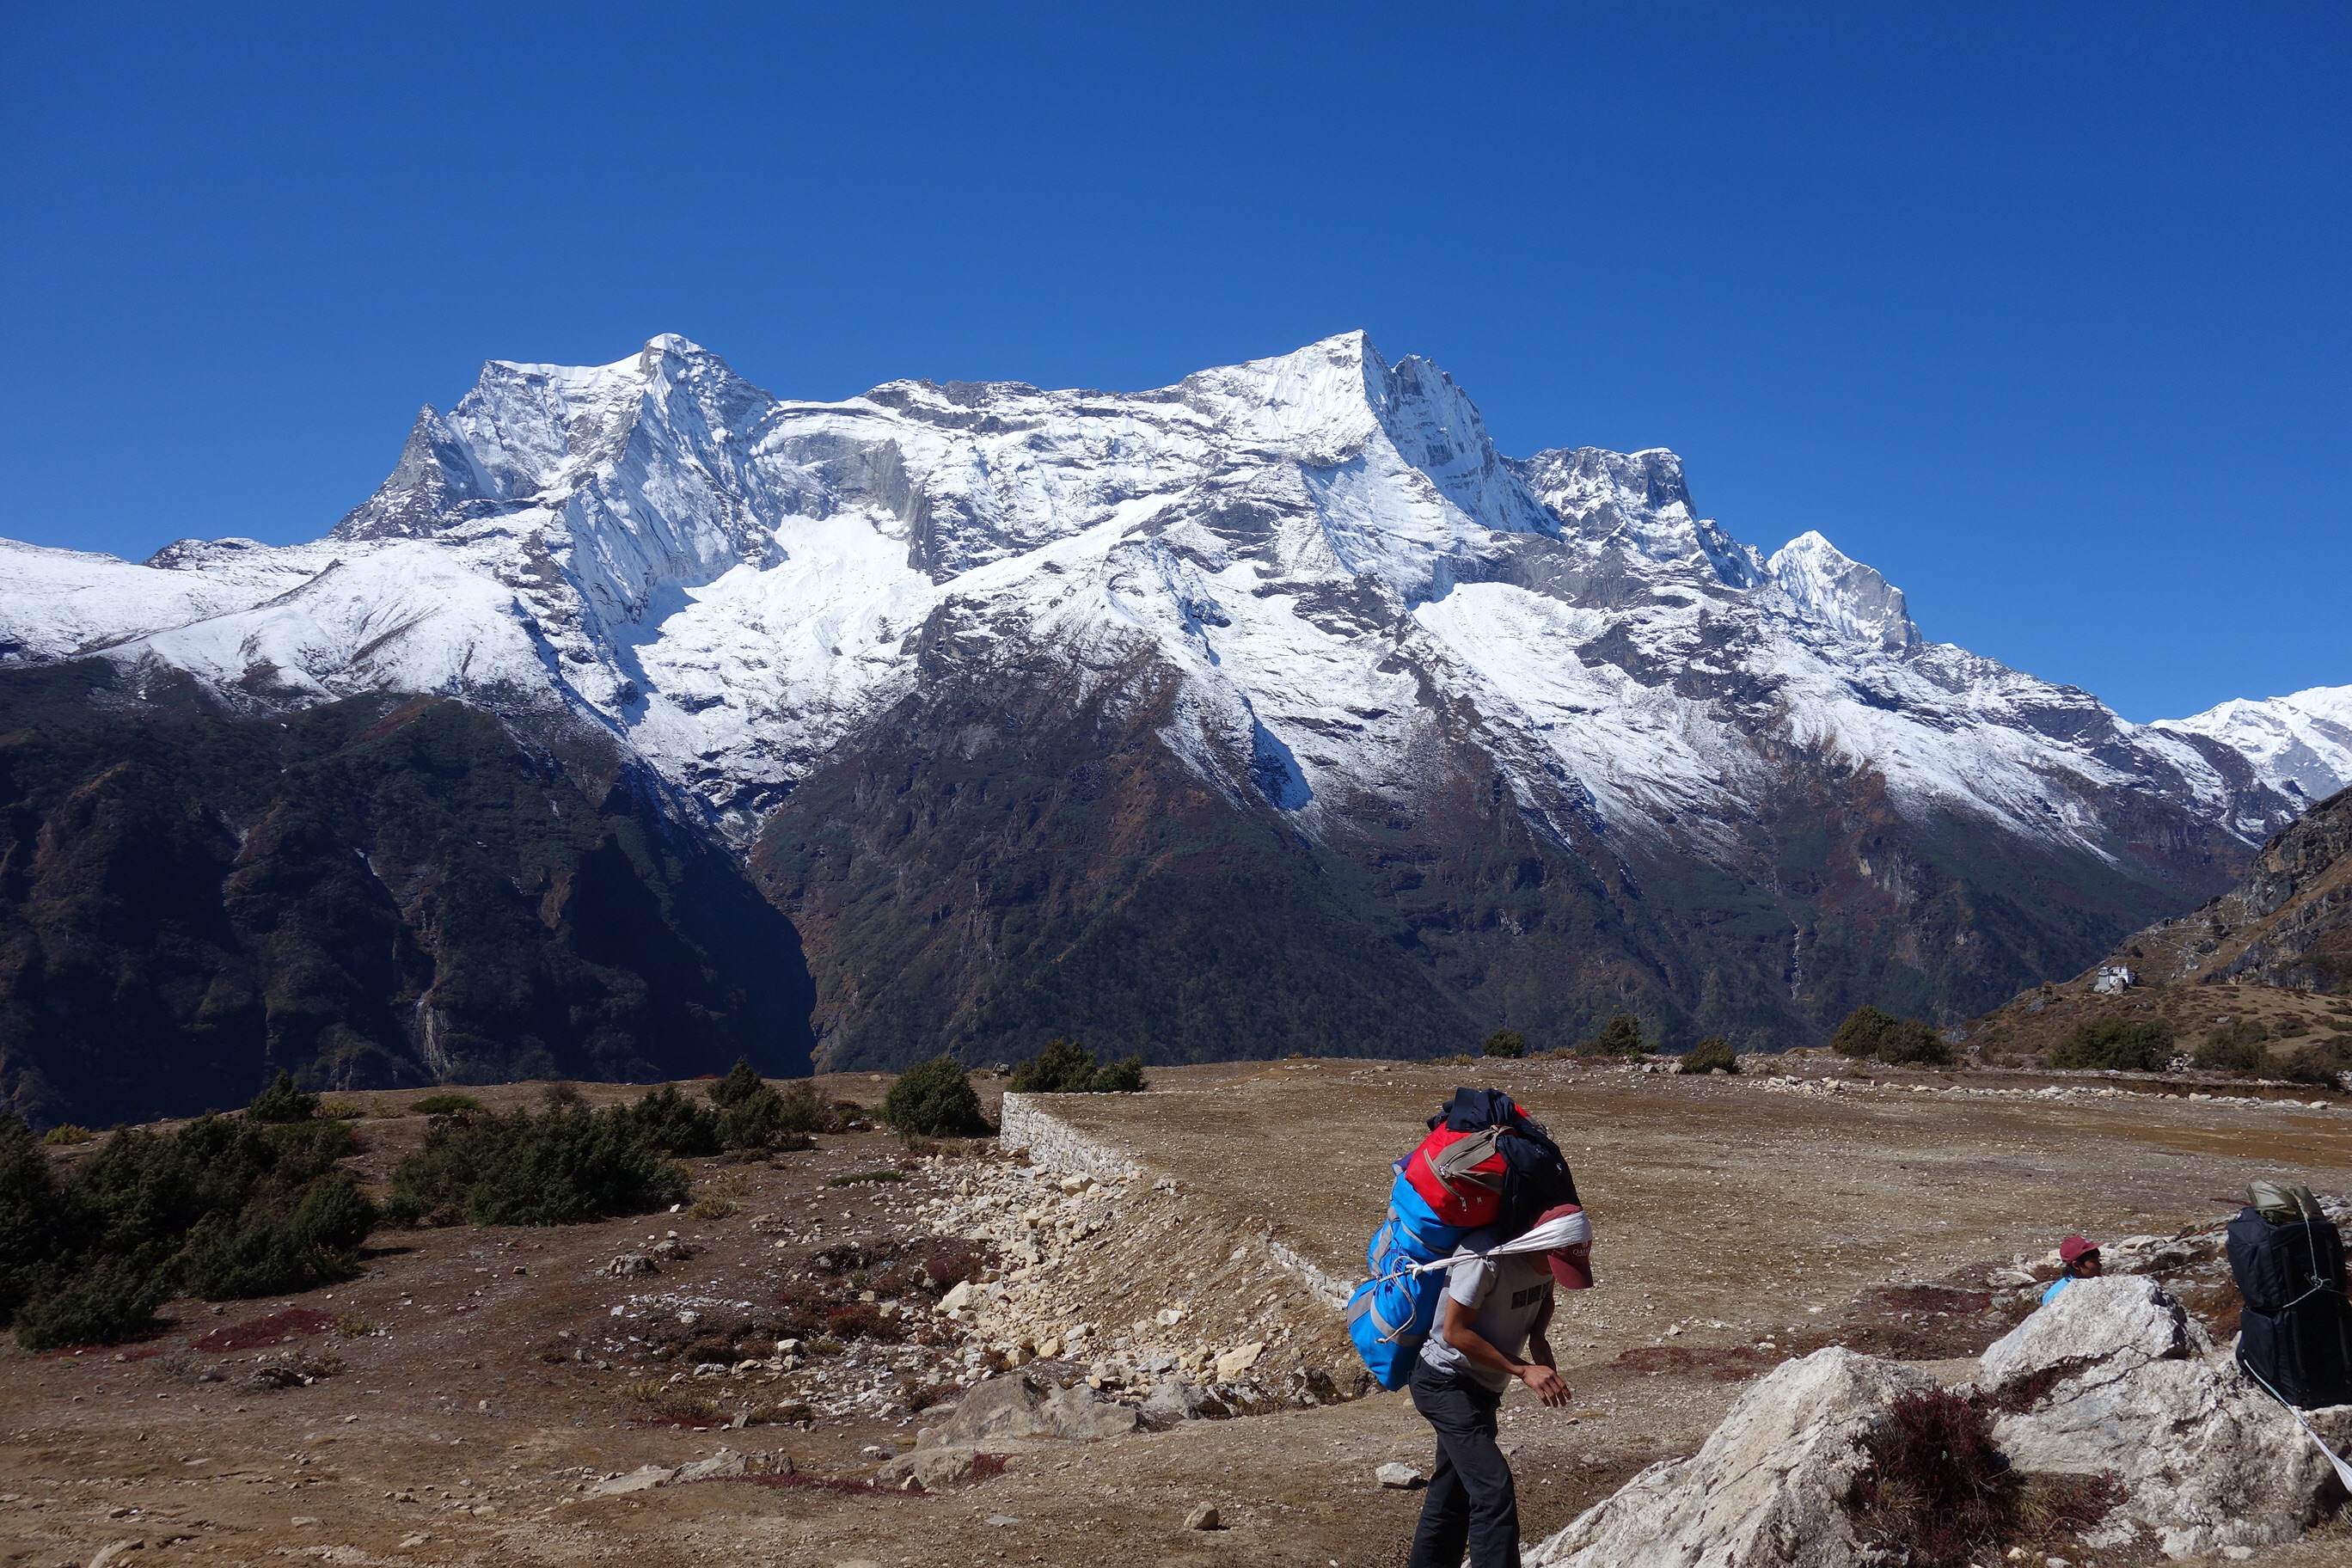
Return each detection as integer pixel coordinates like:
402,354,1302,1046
0,332,2335,1098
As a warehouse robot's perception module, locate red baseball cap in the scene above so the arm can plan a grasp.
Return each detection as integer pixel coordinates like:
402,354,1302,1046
1540,1203,1594,1289
2059,1235,2099,1265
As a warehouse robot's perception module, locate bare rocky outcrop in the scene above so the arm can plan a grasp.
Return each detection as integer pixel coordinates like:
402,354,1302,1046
1528,1348,1937,1568
1977,1275,2349,1557
1532,1279,2352,1567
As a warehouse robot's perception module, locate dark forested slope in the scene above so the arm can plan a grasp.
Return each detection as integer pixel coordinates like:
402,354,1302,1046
0,664,813,1129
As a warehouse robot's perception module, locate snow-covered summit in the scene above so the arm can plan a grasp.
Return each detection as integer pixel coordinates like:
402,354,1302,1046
2158,685,2352,805
0,332,2317,868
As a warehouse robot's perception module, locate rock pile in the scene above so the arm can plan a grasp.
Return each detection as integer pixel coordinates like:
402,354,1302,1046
912,1142,1358,1420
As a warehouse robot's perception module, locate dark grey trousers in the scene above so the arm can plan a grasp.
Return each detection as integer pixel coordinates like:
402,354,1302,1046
1407,1360,1520,1568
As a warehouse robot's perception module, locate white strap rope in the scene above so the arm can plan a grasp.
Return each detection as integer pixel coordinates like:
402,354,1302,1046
1400,1210,1592,1276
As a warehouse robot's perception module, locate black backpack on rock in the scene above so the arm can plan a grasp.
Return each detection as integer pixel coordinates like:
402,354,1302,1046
2226,1191,2352,1410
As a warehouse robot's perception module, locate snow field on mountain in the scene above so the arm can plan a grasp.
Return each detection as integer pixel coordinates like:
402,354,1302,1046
0,328,2329,875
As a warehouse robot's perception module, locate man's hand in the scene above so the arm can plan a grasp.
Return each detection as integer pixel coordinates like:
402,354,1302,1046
1518,1363,1571,1407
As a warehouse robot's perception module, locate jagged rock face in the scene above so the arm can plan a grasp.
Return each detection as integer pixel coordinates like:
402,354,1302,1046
2105,786,2352,989
1977,1276,2346,1558
0,665,813,1127
1529,1347,1937,1568
0,332,2324,1071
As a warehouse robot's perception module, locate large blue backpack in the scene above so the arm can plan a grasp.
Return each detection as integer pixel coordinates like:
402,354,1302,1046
1346,1171,1467,1390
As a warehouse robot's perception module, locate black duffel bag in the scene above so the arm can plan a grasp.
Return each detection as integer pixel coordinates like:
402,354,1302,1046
2226,1193,2352,1409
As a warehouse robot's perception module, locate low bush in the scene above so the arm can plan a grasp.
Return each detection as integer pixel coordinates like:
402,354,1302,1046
1482,1029,1528,1060
409,1093,487,1118
707,1058,797,1149
2049,1018,2173,1072
775,1079,854,1136
41,1124,93,1146
246,1072,320,1124
387,1097,691,1228
1830,1006,1953,1066
1845,1388,2016,1568
1678,1037,1739,1075
615,1083,722,1157
881,1057,989,1136
2194,1028,2268,1074
0,1078,379,1350
1579,1014,1642,1057
1008,1039,1148,1093
2281,1038,2352,1088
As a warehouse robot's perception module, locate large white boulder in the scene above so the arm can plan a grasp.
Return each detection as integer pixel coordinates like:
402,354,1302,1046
1528,1348,1936,1568
1977,1275,2343,1558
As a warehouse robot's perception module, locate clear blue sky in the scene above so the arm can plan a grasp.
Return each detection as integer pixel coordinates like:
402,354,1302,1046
2,3,2343,722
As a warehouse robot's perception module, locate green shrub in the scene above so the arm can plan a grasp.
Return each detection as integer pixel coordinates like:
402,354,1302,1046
615,1083,722,1156
707,1058,793,1149
1008,1039,1148,1093
409,1093,487,1117
1580,1014,1642,1057
1829,1006,1953,1066
0,1073,379,1348
12,1257,171,1352
246,1072,320,1124
882,1058,989,1136
775,1079,851,1136
386,1093,692,1228
2195,1029,2268,1074
2049,1018,2174,1072
42,1124,93,1147
1482,1029,1528,1060
0,1112,60,1323
1679,1036,1738,1075
2281,1038,2351,1088
1087,1056,1148,1093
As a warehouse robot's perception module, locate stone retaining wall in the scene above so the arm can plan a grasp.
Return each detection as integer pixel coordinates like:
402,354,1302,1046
995,1093,1349,1309
996,1093,1144,1179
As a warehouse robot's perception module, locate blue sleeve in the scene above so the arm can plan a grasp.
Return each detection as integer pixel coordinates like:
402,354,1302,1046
2039,1277,2071,1306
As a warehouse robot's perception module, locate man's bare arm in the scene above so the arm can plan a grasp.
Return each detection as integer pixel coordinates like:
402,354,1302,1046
1439,1296,1570,1406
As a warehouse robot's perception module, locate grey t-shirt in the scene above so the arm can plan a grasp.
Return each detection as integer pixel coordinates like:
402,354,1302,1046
1416,1228,1555,1393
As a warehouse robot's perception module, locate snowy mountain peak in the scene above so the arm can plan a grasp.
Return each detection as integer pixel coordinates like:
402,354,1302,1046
2157,684,2352,804
1766,530,1920,652
1516,445,1761,586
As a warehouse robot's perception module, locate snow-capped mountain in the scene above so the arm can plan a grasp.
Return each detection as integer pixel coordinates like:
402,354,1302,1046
2156,686,2352,808
0,333,2320,1075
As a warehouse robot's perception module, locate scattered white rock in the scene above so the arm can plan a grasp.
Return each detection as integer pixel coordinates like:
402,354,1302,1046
671,1448,747,1484
1375,1461,1425,1489
585,1465,676,1497
876,1445,991,1490
1214,1342,1265,1381
1184,1504,1222,1530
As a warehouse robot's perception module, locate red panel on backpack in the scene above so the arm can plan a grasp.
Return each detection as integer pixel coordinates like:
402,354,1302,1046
1403,1125,1504,1228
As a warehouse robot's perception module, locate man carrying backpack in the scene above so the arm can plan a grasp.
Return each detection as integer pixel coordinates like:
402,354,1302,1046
1407,1202,1592,1568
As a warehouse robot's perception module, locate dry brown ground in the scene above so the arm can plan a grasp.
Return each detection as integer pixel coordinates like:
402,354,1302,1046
3,1062,2349,1568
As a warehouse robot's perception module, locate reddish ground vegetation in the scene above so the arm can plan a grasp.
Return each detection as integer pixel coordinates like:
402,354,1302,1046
189,1308,338,1352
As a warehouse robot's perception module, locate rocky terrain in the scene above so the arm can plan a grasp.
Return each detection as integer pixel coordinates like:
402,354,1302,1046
1966,786,2352,1076
2,334,2344,1124
2103,786,2352,992
4,1060,2347,1567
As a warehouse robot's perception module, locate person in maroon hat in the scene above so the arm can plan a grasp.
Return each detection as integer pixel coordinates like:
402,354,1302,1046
2041,1235,2103,1305
1408,1203,1593,1568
